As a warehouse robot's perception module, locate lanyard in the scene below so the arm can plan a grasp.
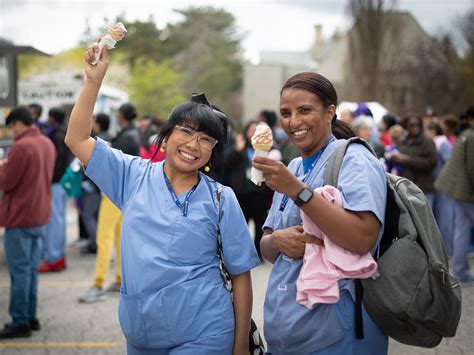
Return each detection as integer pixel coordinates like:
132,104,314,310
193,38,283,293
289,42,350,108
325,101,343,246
279,135,335,212
163,169,199,217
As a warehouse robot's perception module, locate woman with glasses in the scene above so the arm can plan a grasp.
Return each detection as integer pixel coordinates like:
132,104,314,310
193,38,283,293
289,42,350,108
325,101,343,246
65,44,260,354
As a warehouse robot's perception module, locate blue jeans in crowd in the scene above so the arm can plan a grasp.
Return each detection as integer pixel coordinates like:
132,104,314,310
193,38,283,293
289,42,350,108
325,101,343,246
453,200,474,282
4,226,46,327
433,192,456,256
43,183,68,263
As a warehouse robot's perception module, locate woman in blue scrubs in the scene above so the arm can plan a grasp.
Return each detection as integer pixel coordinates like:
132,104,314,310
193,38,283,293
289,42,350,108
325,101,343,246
65,43,260,354
253,72,388,354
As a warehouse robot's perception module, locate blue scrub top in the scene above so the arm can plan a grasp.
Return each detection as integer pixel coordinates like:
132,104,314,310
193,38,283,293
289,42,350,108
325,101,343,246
86,138,261,349
263,138,387,354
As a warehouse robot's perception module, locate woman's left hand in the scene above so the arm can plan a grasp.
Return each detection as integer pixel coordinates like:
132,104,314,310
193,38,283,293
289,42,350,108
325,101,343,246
253,157,304,196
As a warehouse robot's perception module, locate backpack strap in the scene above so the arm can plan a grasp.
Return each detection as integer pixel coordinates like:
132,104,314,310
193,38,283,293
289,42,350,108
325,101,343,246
214,183,233,292
323,137,377,187
323,137,377,340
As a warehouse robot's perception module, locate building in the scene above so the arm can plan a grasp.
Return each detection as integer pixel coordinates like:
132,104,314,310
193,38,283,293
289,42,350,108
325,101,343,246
242,12,455,121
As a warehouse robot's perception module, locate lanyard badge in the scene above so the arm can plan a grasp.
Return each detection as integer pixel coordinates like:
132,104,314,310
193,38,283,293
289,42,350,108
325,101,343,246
163,168,199,217
279,136,335,212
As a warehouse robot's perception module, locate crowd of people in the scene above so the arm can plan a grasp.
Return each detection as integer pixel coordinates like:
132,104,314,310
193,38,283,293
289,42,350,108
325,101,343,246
0,42,473,355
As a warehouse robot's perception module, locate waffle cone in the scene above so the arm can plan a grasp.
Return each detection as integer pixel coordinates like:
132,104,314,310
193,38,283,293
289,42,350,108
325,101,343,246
253,143,272,152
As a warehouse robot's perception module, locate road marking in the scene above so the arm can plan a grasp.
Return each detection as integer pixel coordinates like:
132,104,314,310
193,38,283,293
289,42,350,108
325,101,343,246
0,342,117,348
0,280,92,288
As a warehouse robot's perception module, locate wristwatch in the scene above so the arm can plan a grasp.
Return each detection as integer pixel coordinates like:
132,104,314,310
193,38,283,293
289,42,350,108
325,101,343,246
294,186,313,207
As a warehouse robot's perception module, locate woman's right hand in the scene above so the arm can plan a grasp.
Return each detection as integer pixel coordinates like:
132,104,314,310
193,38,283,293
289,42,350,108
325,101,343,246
271,225,322,259
84,39,109,85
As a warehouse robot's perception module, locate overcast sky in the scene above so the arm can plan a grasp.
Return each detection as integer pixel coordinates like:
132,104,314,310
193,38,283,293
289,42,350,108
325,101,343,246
1,0,472,62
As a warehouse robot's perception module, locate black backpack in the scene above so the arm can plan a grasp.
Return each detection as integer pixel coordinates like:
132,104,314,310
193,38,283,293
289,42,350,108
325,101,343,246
323,137,462,348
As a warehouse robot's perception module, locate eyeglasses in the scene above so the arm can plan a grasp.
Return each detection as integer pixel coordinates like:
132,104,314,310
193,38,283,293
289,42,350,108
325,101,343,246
174,125,218,150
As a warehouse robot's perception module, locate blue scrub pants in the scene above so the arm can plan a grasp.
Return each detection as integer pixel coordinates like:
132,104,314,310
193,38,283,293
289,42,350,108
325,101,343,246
126,330,234,355
453,200,474,282
4,226,45,327
43,183,68,263
265,291,388,355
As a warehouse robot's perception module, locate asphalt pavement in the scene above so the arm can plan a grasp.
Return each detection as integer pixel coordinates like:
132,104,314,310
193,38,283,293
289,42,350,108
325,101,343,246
0,202,472,354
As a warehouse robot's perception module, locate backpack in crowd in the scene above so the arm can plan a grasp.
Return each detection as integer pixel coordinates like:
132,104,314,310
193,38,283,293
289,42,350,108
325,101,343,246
323,137,462,348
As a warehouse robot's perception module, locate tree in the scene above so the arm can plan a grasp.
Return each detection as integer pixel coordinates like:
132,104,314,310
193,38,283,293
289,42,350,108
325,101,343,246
347,0,396,101
18,47,85,79
456,9,474,104
163,7,243,118
127,58,185,118
112,15,168,68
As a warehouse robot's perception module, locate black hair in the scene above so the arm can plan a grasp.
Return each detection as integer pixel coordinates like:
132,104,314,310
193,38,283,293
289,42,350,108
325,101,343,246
118,103,137,122
281,71,352,137
6,106,33,126
382,114,398,130
331,119,356,139
48,107,66,124
153,93,229,172
401,114,423,131
427,122,443,136
465,105,474,119
95,113,110,132
242,120,260,148
259,110,277,129
28,103,43,118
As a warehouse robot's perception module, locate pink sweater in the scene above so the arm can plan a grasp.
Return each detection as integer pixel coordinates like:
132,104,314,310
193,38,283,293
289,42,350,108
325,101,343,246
296,186,377,309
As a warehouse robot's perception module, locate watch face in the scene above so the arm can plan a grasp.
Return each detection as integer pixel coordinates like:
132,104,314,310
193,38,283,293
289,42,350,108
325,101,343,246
299,188,313,202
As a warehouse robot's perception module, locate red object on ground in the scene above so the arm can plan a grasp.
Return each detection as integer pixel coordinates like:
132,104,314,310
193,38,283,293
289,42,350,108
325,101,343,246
38,257,66,272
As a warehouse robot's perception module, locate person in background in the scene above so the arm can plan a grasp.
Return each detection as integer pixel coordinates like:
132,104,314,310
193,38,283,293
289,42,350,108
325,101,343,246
427,121,455,256
384,124,405,176
93,113,112,142
379,113,398,146
28,103,48,133
254,72,388,354
391,114,438,206
339,109,355,126
38,107,73,272
78,105,141,302
440,114,460,145
258,109,278,136
0,107,56,338
353,103,380,145
79,113,112,255
139,114,166,162
352,116,385,159
435,106,474,285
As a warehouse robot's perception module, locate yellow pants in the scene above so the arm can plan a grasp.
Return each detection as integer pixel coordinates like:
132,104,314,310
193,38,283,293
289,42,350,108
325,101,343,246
94,196,122,288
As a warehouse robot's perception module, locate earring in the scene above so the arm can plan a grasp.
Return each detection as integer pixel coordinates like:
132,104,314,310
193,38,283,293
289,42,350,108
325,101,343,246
204,162,211,172
160,147,165,153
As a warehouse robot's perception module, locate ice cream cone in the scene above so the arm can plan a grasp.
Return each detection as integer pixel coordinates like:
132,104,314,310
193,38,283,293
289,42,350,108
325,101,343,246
107,22,127,41
92,22,127,65
250,123,273,186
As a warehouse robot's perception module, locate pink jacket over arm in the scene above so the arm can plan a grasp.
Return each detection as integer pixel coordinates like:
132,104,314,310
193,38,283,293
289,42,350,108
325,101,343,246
296,185,378,309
